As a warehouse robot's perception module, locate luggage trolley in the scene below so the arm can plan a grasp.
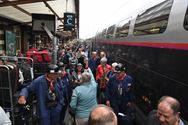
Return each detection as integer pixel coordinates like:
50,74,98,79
0,56,34,125
17,56,34,84
0,65,15,124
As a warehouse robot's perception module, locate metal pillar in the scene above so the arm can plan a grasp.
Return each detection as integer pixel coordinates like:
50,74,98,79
52,36,58,64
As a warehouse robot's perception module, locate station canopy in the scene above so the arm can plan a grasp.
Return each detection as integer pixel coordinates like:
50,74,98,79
0,0,79,37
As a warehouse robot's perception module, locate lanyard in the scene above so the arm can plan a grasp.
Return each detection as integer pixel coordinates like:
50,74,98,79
118,81,123,96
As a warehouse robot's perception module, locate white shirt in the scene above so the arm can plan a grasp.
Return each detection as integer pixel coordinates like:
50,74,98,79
179,119,185,125
0,107,11,125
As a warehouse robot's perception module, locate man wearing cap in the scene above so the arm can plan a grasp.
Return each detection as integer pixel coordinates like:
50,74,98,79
105,63,134,121
69,63,85,88
18,64,64,125
57,62,71,125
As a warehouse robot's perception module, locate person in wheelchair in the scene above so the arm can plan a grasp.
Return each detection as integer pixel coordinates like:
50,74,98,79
18,64,64,125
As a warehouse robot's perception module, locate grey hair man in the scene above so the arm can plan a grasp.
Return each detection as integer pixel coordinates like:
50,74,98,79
146,96,188,125
88,104,117,125
81,71,91,83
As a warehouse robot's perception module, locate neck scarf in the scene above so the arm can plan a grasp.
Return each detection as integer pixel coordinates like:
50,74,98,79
46,76,55,92
116,73,126,80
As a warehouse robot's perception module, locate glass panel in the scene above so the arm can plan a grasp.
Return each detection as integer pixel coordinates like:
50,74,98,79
102,28,107,38
133,0,173,36
115,17,131,38
106,24,116,38
184,6,188,30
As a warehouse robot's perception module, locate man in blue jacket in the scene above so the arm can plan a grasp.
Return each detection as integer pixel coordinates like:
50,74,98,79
105,63,134,116
18,64,64,125
57,62,71,125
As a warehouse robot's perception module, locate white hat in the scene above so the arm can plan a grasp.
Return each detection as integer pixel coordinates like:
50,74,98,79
111,62,118,68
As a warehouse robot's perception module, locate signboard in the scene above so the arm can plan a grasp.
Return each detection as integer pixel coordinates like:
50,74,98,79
32,14,56,33
5,31,16,56
64,13,75,31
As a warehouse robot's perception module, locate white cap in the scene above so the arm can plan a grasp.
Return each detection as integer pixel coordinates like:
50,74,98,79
112,62,118,68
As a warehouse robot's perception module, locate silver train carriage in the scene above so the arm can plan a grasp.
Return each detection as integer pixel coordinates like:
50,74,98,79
91,0,188,124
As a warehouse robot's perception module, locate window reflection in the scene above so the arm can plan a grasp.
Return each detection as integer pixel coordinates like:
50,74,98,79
133,0,173,35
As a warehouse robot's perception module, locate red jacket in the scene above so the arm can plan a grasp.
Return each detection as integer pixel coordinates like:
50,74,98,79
96,64,111,89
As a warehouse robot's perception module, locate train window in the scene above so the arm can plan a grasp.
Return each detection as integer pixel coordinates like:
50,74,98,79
184,6,188,30
115,17,131,38
95,32,101,39
101,28,107,39
106,24,116,39
133,0,173,36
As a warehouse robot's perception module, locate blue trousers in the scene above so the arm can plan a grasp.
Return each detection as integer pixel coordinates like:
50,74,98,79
40,104,62,125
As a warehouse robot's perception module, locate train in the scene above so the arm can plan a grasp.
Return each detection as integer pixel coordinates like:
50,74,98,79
90,0,188,124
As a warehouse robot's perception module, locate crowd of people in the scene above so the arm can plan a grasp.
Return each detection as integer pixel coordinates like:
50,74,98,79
0,42,187,125
16,43,136,125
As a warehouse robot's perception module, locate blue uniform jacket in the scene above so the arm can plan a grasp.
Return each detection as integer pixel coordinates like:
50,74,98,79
106,75,134,113
59,74,71,104
88,58,98,72
19,75,64,119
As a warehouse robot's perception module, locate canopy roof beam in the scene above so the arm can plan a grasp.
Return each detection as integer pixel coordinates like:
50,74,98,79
13,5,31,16
0,0,54,7
43,1,64,24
